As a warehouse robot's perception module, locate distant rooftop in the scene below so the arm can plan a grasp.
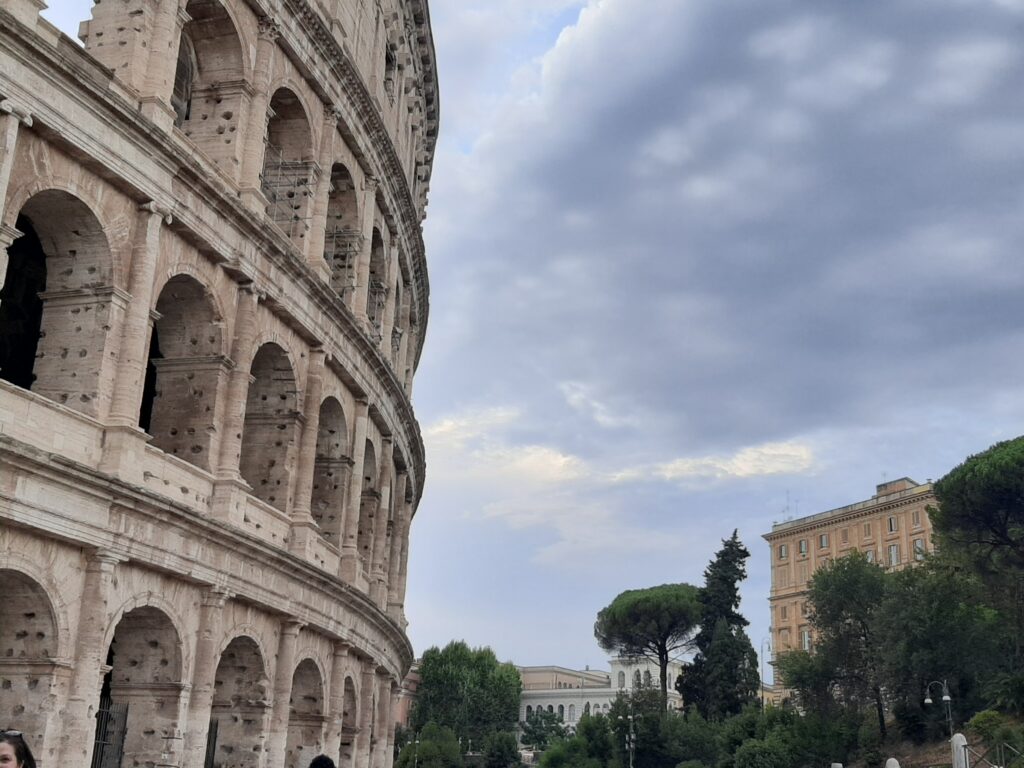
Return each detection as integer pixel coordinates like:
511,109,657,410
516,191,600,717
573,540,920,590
764,477,933,538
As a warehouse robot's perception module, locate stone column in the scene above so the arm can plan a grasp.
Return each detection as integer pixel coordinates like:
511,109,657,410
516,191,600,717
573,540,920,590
106,203,173,427
139,0,191,130
289,347,326,558
215,287,259,480
340,399,369,582
369,443,394,606
324,642,351,762
239,18,280,210
370,673,394,768
379,249,397,357
307,109,339,279
384,685,400,768
182,587,231,768
354,665,376,768
0,100,31,235
266,619,304,767
383,472,407,616
350,177,378,322
392,503,414,622
211,287,259,521
61,550,123,767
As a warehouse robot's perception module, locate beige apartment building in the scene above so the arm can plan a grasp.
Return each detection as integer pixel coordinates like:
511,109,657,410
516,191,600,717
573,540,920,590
763,478,935,663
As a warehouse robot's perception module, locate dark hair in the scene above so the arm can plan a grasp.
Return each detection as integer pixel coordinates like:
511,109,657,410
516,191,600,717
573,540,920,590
309,756,337,768
0,732,37,768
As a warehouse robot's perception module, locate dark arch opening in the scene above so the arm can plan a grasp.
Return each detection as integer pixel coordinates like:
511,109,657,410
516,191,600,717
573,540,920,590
0,216,45,390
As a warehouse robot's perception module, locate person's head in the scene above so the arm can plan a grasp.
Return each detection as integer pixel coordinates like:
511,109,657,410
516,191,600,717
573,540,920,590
309,756,337,768
0,731,36,768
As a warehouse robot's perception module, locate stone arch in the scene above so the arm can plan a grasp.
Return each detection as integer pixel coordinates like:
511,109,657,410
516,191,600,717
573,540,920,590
141,274,227,471
173,0,248,178
239,342,301,512
263,87,315,244
286,658,326,768
323,162,360,302
0,189,114,416
0,549,71,659
357,439,379,570
312,396,350,547
366,228,388,339
101,605,186,768
558,704,564,720
0,569,60,755
209,635,270,768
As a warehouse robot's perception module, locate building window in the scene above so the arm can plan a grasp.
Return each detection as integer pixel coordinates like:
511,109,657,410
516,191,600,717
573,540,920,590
633,670,642,689
774,567,789,588
912,509,921,527
801,629,812,651
526,706,533,717
840,528,849,545
568,704,575,721
914,538,925,560
819,533,829,549
888,543,900,566
798,564,809,583
798,539,808,555
799,602,807,616
866,549,876,563
778,543,788,560
863,522,872,538
643,670,653,688
888,516,899,533
617,671,625,689
780,605,788,620
558,705,564,720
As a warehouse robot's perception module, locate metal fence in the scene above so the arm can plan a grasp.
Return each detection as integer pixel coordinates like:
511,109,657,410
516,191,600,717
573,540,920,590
91,697,128,768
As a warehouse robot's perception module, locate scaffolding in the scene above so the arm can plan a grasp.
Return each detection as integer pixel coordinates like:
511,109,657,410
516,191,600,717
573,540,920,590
368,277,387,342
260,142,313,240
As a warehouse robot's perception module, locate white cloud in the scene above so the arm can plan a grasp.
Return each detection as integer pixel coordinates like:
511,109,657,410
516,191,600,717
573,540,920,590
915,39,1016,107
654,441,817,483
559,381,633,428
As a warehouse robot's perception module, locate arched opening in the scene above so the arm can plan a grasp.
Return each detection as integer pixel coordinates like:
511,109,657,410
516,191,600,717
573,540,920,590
583,703,590,717
99,606,184,768
557,704,564,720
0,190,113,416
239,343,300,512
357,440,379,573
339,676,358,767
311,397,350,547
262,88,314,245
547,705,553,714
0,570,59,756
525,706,533,718
643,670,652,688
173,0,247,178
633,670,641,690
209,636,270,768
568,704,575,722
140,275,225,470
323,163,360,303
617,671,625,689
366,229,387,341
389,280,403,362
286,659,325,768
383,45,397,101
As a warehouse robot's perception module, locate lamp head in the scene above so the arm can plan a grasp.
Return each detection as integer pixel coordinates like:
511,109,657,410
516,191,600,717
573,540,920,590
942,694,951,702
924,696,933,705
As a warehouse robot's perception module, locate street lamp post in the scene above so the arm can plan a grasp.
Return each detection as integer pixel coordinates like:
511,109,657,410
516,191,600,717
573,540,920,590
618,708,636,768
413,736,421,768
923,680,954,737
760,636,772,710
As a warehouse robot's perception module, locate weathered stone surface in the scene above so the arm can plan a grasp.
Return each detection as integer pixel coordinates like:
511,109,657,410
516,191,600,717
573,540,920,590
0,0,435,764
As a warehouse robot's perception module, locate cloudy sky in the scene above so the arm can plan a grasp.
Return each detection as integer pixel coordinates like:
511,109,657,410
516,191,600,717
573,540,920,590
46,0,1024,678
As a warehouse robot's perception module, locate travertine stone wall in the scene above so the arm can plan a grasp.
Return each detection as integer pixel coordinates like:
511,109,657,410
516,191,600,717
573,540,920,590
0,0,436,763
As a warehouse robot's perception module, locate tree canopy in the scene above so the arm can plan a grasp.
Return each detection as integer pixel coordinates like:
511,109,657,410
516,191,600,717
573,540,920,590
931,435,1024,573
677,532,759,720
411,641,522,747
594,583,700,710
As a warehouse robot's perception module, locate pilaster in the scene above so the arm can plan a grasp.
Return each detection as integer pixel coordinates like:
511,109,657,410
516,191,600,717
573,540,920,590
0,100,32,231
324,641,351,761
239,18,281,212
351,177,378,322
265,619,305,767
289,347,327,558
139,0,191,130
182,587,232,768
340,399,369,582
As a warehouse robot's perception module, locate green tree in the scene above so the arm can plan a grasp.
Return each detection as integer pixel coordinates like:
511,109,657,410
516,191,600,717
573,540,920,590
876,558,1005,739
521,709,567,750
932,437,1024,671
677,532,759,720
595,584,700,710
484,732,521,768
395,722,464,768
412,641,523,747
539,714,616,768
802,553,889,740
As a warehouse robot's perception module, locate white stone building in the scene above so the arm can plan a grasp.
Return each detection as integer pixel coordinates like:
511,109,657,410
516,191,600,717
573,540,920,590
519,657,685,730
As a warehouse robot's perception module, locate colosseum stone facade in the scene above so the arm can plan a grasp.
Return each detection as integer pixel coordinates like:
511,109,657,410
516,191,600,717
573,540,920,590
0,0,436,764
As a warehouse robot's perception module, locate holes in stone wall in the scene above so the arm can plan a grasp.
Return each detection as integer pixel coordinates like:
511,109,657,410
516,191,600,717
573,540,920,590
286,659,325,768
211,636,269,768
324,163,360,303
239,343,299,511
312,397,350,547
262,89,314,245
